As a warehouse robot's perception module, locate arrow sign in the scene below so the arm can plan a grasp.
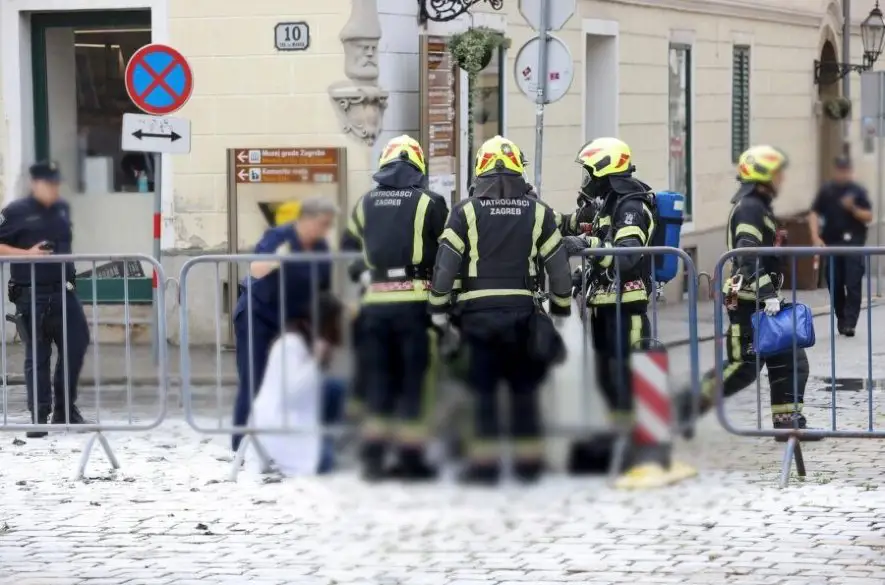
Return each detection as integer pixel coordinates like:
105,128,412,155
121,113,191,155
132,129,182,141
236,150,249,163
237,169,248,181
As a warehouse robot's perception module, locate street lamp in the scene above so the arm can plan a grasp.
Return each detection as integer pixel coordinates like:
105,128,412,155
814,1,885,85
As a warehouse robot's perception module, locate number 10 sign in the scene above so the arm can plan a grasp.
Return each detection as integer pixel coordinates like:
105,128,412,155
275,22,310,51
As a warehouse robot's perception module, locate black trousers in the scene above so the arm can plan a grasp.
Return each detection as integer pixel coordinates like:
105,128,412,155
461,308,547,462
826,255,865,329
16,289,90,414
699,303,808,417
589,304,651,418
360,303,436,446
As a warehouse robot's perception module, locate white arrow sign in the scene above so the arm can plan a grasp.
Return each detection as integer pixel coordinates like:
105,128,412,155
121,113,191,155
237,169,248,181
236,151,248,163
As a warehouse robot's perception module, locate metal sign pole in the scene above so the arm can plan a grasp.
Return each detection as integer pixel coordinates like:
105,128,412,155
533,0,549,195
152,152,162,364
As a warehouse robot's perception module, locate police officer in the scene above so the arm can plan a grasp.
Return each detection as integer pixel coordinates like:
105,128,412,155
428,136,573,485
342,135,448,481
560,138,656,472
231,197,336,452
809,157,873,337
674,145,822,440
0,162,91,438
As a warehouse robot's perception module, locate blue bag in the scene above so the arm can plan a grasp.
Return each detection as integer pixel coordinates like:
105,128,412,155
751,303,816,357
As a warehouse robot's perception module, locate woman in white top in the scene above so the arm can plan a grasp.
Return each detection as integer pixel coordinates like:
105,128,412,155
246,293,344,476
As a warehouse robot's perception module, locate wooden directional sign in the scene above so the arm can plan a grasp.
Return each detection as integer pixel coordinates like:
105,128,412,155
232,148,339,183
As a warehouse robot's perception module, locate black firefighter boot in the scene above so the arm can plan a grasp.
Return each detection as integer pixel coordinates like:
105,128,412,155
513,459,544,484
773,413,824,443
26,407,52,438
388,446,438,482
674,388,713,440
458,461,501,486
360,440,390,482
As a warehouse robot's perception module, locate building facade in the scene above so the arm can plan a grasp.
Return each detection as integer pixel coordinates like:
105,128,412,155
0,0,877,341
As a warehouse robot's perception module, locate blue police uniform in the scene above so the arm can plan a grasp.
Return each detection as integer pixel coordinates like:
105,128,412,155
0,162,90,432
231,224,331,451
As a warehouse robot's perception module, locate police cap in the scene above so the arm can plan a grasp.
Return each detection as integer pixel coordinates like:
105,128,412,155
29,161,61,183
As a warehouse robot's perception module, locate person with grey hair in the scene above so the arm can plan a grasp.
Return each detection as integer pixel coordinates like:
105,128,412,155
231,196,337,452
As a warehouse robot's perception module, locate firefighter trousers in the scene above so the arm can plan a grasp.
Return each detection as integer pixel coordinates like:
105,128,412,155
461,308,548,464
359,302,438,448
699,303,808,418
589,304,652,420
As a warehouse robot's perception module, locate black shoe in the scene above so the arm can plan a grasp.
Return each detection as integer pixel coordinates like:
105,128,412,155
513,460,544,484
458,463,501,486
567,435,616,475
26,408,51,438
51,405,89,425
773,414,824,442
388,447,438,482
674,389,712,440
843,327,856,337
360,441,389,482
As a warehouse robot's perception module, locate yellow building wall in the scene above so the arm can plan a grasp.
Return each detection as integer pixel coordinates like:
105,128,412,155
167,0,373,251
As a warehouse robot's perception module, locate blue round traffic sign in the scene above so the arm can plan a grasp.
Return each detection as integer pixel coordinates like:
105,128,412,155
125,44,194,115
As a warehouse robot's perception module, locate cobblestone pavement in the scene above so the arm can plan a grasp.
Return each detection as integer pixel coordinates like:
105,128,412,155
3,308,885,584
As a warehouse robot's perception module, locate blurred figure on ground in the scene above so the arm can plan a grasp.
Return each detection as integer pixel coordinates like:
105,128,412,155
675,145,822,440
561,138,658,477
342,135,448,481
246,292,345,476
809,156,872,337
429,136,572,486
232,197,337,452
0,161,91,437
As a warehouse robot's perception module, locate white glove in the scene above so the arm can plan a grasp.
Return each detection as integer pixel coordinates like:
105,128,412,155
763,298,781,316
359,270,372,288
431,314,448,328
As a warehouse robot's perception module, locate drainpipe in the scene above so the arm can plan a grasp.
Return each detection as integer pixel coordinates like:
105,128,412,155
843,0,852,157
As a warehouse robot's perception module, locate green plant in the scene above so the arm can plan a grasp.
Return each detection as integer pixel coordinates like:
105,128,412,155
448,28,509,161
823,96,852,120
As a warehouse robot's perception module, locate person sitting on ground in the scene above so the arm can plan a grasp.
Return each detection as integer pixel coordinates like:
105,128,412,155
246,292,346,476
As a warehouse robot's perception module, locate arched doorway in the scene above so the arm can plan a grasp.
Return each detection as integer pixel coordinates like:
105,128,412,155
818,40,841,185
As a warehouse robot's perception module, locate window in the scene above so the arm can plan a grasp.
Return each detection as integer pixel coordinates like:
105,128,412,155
732,45,751,163
32,11,153,194
668,44,692,219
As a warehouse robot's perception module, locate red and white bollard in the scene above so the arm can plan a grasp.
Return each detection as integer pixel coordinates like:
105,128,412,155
615,347,698,489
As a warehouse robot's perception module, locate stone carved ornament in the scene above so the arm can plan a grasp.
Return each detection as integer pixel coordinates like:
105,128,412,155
329,0,389,146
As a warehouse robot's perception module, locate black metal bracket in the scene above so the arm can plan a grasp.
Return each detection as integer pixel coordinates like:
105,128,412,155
814,58,873,85
418,0,504,23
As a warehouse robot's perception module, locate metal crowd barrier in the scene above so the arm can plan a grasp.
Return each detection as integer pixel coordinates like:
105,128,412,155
550,246,701,479
711,246,881,488
178,251,361,480
0,254,168,480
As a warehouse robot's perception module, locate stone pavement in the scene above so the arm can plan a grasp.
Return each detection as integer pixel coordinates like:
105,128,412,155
3,306,885,583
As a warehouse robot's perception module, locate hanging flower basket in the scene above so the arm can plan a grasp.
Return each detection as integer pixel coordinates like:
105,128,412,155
448,27,507,74
823,96,852,120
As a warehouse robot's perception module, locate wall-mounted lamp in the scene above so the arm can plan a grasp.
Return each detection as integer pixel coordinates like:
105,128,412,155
815,1,885,85
417,0,503,23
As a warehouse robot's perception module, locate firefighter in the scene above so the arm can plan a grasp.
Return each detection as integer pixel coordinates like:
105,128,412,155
341,134,449,481
561,137,657,473
674,145,822,441
428,135,573,485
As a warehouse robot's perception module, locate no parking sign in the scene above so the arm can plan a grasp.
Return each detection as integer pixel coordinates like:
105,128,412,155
124,44,194,115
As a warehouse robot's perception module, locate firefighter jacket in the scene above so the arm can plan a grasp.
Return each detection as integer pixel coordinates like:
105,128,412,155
585,174,656,307
723,185,781,302
341,162,448,304
428,172,572,317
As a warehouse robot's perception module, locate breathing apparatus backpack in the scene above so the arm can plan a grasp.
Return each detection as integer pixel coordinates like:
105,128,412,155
611,190,685,283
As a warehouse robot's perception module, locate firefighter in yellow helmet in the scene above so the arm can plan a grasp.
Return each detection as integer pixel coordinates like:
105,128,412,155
560,137,660,473
341,134,449,481
674,145,822,441
428,135,573,485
